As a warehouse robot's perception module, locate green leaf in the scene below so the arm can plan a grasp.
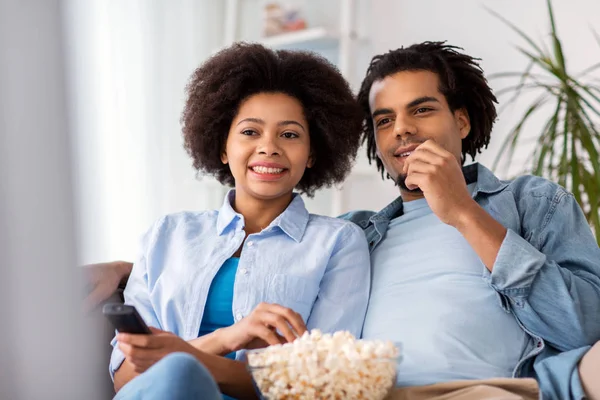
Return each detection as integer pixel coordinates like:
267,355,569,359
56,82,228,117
547,0,567,77
486,6,545,56
576,61,600,79
493,95,548,171
534,98,563,176
492,0,600,237
570,131,582,201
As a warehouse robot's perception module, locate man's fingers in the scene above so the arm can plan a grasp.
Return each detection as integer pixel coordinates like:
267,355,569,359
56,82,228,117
416,139,448,157
404,172,424,191
406,159,437,176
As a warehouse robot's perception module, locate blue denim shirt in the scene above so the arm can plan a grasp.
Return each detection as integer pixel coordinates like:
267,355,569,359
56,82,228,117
110,190,370,378
341,163,600,397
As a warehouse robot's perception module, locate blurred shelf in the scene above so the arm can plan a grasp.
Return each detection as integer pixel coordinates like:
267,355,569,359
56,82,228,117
259,27,338,49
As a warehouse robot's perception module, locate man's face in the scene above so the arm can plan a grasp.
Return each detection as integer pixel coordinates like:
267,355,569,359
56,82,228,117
368,70,470,191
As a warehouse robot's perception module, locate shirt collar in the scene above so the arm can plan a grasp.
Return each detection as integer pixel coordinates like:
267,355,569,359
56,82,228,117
470,163,509,196
216,190,242,235
369,162,508,223
216,189,310,242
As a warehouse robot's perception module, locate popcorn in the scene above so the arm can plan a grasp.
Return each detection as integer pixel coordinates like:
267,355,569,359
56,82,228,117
247,329,399,400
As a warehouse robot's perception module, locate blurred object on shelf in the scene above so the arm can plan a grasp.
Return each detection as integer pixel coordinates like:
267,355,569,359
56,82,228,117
263,2,307,37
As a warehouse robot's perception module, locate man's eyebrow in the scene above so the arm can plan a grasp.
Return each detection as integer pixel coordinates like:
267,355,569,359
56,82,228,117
371,96,440,118
406,96,440,109
371,108,395,119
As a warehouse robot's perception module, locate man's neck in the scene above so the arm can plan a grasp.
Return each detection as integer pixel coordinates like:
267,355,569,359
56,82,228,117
400,190,425,202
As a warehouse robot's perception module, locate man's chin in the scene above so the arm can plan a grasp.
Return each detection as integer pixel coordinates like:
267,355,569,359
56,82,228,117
395,174,422,193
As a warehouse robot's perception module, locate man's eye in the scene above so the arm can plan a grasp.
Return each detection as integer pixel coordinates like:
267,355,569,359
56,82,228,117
281,131,299,139
415,107,431,114
376,118,391,127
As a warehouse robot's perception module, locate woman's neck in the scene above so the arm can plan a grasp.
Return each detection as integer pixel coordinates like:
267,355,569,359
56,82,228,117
231,190,294,235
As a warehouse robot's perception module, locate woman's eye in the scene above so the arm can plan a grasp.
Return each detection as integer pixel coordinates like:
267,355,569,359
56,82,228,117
241,129,257,136
376,118,391,127
281,131,299,139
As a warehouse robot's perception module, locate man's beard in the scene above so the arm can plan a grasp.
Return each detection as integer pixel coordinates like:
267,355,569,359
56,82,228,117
395,173,422,193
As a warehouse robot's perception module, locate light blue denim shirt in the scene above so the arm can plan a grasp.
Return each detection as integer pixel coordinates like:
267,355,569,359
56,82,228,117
342,163,600,399
110,190,370,379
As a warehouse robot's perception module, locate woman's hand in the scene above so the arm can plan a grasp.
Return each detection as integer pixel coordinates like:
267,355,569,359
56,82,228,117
218,302,307,353
117,327,199,373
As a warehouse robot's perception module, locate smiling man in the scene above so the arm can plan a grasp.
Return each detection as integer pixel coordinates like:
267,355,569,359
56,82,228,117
345,41,600,400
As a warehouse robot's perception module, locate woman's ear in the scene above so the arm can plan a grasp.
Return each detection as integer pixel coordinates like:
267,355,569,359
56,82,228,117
307,155,314,168
221,151,228,164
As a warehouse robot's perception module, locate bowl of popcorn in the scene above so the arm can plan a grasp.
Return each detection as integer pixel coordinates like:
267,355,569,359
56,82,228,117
246,329,400,400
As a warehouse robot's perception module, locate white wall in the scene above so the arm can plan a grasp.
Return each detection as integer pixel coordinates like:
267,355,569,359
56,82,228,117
367,0,600,174
64,0,228,263
65,0,600,263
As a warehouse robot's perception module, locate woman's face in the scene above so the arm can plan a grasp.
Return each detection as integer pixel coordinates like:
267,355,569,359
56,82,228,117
221,92,312,202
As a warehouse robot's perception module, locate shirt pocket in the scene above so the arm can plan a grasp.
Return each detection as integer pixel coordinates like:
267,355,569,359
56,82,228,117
266,273,320,320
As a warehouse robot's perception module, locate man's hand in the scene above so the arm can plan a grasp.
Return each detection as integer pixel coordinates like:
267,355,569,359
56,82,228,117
404,140,507,270
118,327,199,374
216,302,307,354
83,261,133,312
403,140,477,227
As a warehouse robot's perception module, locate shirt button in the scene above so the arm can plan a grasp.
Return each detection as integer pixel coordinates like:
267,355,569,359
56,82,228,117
240,268,248,275
235,313,243,321
247,241,254,247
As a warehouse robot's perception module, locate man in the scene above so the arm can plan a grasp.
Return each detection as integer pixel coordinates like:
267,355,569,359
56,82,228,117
87,42,600,399
344,41,600,400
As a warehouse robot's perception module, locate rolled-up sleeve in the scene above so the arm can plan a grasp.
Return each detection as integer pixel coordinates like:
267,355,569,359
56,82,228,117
305,223,371,338
483,193,600,350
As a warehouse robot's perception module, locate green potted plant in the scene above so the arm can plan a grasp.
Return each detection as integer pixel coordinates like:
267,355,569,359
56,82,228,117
489,0,600,244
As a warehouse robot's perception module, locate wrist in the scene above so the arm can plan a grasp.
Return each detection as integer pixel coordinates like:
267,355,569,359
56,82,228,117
213,328,235,354
453,200,481,231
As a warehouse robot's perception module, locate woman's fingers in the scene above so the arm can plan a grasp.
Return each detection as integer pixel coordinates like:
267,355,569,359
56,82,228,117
266,303,308,337
259,312,298,343
249,323,285,346
254,303,307,342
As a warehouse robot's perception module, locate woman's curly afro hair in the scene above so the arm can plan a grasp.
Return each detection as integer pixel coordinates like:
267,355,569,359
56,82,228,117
181,42,363,197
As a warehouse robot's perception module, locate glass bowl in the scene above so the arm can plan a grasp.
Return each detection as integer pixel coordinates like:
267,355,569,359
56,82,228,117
246,350,401,400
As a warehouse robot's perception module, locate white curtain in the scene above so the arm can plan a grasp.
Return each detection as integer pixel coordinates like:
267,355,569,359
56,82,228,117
63,0,228,264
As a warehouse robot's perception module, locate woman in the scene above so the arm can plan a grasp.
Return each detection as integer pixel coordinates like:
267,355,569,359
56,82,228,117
110,42,370,399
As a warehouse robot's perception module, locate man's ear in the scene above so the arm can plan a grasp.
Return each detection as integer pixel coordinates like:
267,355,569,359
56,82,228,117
455,108,471,139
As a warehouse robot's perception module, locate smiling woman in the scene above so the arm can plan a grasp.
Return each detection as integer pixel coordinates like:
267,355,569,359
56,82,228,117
109,42,371,400
222,92,312,205
182,42,362,198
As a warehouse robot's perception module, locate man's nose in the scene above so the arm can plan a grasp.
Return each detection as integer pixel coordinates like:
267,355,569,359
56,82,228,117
393,116,417,138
